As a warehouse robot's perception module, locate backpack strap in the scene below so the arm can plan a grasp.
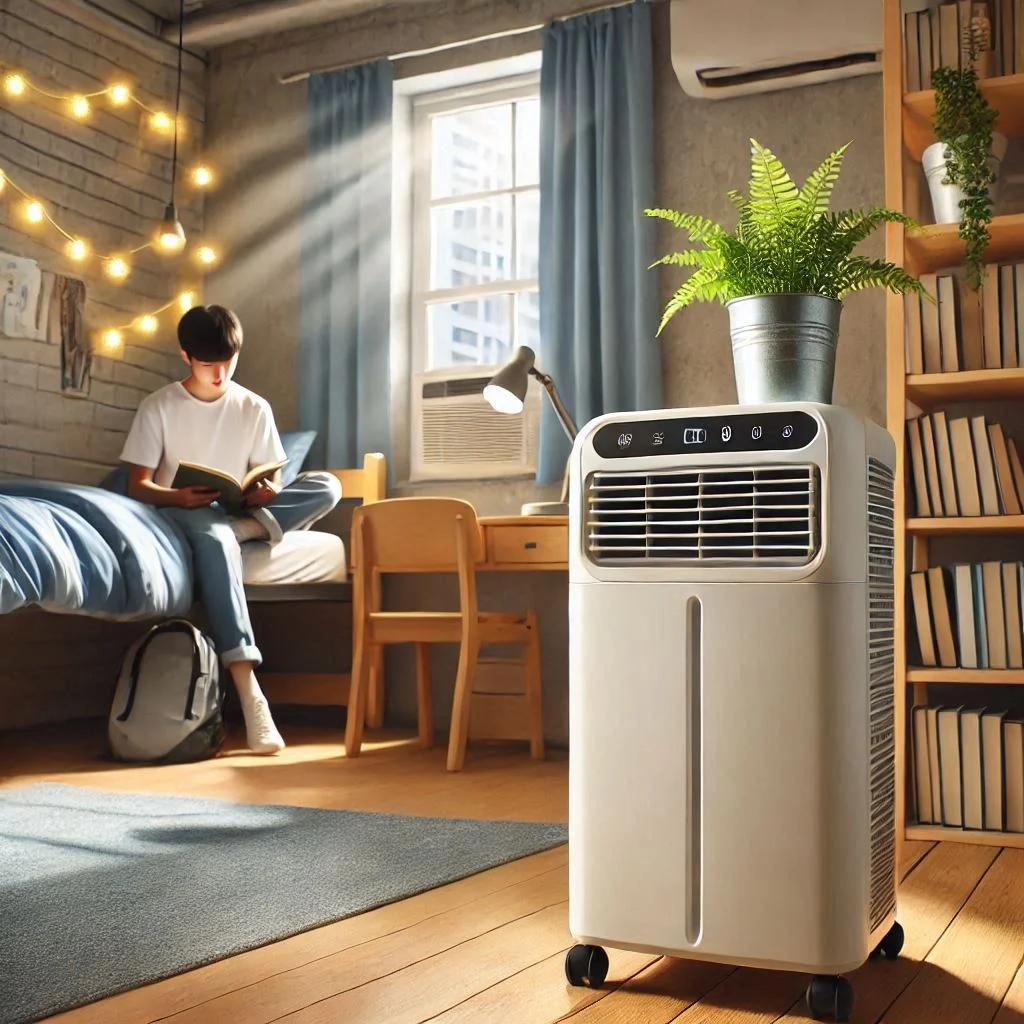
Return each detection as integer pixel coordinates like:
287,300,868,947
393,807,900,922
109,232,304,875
115,620,204,723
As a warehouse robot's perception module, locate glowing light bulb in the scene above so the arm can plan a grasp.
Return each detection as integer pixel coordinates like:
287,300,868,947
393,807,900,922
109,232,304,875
150,111,173,133
4,74,26,97
192,166,213,188
70,95,90,119
106,257,129,280
136,314,158,334
102,329,123,351
178,291,195,312
66,239,88,261
159,231,186,252
196,246,217,265
25,201,44,224
108,83,130,106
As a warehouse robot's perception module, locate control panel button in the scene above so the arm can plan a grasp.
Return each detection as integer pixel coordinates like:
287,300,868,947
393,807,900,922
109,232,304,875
652,431,665,446
782,424,794,439
751,425,762,440
617,433,632,449
683,428,706,444
721,425,732,442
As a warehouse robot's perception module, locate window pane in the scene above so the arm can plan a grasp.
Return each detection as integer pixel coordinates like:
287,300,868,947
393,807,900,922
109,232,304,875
432,104,512,198
431,198,512,288
517,290,540,355
515,99,540,186
515,190,539,279
429,295,513,368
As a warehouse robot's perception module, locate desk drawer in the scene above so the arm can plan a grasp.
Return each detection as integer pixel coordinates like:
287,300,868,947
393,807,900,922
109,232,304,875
487,525,568,565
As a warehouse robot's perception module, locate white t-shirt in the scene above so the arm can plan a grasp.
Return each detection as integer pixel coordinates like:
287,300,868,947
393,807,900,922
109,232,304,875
120,381,287,489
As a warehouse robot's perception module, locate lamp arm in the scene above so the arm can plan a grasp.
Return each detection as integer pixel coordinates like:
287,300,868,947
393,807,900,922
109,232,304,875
530,368,578,442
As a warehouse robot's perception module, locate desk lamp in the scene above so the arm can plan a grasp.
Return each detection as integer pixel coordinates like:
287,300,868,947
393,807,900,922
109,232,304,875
484,345,577,516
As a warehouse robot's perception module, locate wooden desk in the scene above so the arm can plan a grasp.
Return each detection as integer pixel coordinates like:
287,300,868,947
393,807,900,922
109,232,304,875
478,515,568,570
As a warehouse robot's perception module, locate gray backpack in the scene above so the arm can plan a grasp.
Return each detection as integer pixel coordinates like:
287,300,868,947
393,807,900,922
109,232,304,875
108,619,224,763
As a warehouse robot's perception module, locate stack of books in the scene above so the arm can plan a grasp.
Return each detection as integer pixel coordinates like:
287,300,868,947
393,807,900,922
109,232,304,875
906,413,1024,517
903,0,1020,91
910,562,1024,669
912,705,1024,831
905,266,1024,375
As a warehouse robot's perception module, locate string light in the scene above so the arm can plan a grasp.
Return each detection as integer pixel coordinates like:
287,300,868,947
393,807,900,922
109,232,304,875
99,290,200,354
0,68,213,184
196,245,218,266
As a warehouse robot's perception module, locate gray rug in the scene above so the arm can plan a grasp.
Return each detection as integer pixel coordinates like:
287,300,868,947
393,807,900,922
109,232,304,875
0,783,567,1024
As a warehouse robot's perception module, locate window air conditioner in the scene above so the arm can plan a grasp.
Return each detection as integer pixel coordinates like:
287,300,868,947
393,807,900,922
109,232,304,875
410,367,541,481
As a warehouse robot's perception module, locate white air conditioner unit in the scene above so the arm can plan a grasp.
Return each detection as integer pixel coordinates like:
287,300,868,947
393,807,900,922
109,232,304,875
671,0,882,100
411,366,542,481
563,403,902,1023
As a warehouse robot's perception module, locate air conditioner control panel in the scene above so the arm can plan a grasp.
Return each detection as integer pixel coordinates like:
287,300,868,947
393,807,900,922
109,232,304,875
592,410,819,459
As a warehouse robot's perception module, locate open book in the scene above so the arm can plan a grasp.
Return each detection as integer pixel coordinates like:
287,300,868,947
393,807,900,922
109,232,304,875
171,459,287,515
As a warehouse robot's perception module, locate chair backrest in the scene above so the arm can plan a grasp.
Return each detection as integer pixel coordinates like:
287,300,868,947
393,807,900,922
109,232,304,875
351,497,484,574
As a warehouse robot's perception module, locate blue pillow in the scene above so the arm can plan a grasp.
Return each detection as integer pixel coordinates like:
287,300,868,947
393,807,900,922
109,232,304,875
280,430,318,486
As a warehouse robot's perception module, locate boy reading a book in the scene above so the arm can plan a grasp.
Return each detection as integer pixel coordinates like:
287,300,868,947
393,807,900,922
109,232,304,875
120,305,342,754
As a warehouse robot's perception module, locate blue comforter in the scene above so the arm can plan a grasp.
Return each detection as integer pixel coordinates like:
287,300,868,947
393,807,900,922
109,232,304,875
0,481,193,620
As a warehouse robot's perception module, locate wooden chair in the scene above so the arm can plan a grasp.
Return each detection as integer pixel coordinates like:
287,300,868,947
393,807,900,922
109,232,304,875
344,497,545,771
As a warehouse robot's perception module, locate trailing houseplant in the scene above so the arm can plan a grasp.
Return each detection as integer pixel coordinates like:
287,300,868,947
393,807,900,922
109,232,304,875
645,139,924,405
927,54,1002,289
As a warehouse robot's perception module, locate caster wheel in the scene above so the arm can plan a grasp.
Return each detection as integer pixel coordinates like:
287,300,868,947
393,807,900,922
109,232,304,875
878,921,905,958
806,975,854,1022
564,944,609,988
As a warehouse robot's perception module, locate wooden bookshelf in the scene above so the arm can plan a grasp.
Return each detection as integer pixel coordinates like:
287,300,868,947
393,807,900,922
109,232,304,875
906,368,1024,405
903,73,1024,160
906,213,1024,276
906,825,1024,848
907,515,1024,535
885,0,1024,859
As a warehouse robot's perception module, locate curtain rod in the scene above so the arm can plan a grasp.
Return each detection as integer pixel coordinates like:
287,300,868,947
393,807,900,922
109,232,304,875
277,0,654,85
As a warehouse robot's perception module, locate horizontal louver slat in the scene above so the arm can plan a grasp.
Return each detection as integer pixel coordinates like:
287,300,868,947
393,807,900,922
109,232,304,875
586,464,820,565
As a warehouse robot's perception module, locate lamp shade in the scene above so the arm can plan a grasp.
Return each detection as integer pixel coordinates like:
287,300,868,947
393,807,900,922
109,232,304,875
483,345,536,415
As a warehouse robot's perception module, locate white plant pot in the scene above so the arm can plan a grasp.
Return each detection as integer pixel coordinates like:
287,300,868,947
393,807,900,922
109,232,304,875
922,133,1008,224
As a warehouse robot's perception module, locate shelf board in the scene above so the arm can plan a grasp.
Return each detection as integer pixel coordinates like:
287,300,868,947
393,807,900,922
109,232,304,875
907,668,1024,684
906,367,1024,405
903,74,1024,161
906,825,1024,848
907,515,1024,535
905,213,1024,275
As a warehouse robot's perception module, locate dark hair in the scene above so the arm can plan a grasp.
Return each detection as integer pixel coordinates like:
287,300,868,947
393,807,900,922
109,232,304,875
177,305,243,361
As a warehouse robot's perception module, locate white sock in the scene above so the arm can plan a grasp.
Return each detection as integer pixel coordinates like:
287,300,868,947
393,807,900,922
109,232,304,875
229,515,269,544
228,664,285,754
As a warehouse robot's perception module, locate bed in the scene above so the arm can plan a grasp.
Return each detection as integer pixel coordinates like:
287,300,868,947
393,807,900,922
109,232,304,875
0,452,386,731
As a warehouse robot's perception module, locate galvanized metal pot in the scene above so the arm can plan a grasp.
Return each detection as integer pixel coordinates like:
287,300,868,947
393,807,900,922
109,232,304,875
726,293,841,405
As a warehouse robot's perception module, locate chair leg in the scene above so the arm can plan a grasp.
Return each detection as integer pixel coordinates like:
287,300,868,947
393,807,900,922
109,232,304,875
367,646,385,728
446,638,480,772
415,643,434,749
344,630,372,758
524,610,545,760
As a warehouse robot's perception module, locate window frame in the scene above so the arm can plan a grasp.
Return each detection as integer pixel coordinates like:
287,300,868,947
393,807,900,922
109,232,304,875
409,71,541,384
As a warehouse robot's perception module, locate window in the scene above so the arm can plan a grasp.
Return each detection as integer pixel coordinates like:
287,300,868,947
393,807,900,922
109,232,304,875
412,75,540,373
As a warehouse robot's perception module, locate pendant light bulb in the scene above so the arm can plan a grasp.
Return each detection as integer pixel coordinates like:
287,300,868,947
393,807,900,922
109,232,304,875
158,203,186,253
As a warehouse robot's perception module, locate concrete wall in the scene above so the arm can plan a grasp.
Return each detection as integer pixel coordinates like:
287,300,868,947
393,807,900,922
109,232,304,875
204,0,886,745
0,0,207,483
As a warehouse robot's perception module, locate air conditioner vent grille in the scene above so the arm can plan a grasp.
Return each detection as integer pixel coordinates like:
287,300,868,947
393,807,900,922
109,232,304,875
586,464,820,565
867,457,896,933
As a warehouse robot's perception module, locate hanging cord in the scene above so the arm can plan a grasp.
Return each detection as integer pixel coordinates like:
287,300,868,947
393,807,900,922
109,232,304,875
170,0,184,205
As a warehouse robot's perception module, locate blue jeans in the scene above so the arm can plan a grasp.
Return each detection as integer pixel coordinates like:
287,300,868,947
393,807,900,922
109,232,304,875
161,472,342,666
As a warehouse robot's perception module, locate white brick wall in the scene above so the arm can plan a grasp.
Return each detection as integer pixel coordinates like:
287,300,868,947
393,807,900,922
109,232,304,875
0,0,206,485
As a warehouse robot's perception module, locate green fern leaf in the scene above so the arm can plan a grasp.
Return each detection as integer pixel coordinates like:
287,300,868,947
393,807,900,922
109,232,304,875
798,142,850,220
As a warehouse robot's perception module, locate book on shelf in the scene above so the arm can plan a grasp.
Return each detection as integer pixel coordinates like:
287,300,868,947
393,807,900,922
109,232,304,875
906,412,1024,517
904,263,1024,375
912,703,1024,832
909,560,1024,669
903,1,1019,90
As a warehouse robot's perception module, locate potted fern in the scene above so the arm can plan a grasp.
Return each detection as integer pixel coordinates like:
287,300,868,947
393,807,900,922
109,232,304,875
646,139,924,405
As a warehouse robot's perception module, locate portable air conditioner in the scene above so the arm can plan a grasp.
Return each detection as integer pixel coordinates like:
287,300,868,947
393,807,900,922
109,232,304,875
670,0,882,100
565,402,901,1023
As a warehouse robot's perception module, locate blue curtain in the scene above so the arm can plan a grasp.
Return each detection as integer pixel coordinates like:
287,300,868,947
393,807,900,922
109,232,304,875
537,1,661,483
300,60,393,472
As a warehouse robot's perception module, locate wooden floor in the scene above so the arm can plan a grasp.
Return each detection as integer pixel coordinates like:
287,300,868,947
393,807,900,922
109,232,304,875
3,721,1024,1024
